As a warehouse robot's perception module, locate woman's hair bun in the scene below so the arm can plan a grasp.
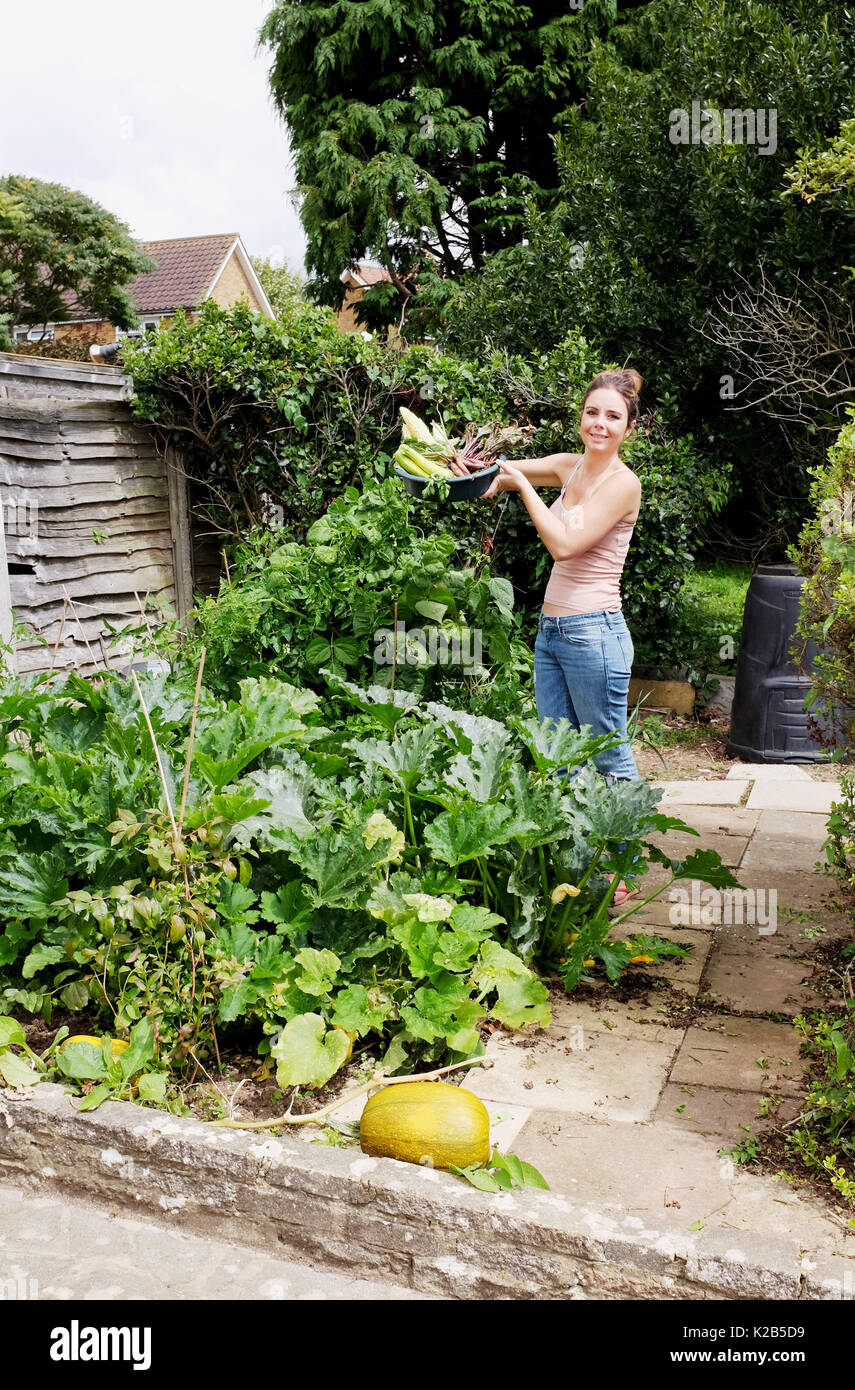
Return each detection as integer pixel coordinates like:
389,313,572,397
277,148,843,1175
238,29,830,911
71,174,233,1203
619,368,642,396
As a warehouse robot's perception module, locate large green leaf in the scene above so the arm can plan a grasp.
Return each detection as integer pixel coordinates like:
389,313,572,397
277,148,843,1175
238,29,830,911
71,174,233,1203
0,1018,26,1048
424,803,530,865
366,872,454,927
669,849,742,889
194,738,277,792
510,716,619,774
567,773,663,843
272,1013,351,1089
442,738,509,804
423,701,509,754
238,675,324,746
21,944,65,979
260,880,315,939
471,937,551,1035
293,947,341,996
0,853,69,922
344,726,438,791
228,757,318,848
321,671,420,732
490,974,551,1029
401,987,483,1051
0,1051,40,1086
331,984,390,1036
55,1040,109,1081
119,1017,156,1080
502,764,571,848
281,821,402,908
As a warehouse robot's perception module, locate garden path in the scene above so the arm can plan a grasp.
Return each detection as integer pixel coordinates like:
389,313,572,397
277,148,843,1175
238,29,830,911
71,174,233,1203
316,765,855,1285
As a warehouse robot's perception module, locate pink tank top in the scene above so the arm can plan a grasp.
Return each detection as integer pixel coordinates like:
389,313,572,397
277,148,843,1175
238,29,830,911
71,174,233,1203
543,458,636,614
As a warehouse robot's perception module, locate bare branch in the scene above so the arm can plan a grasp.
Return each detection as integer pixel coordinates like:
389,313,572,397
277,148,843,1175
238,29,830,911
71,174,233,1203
699,262,855,430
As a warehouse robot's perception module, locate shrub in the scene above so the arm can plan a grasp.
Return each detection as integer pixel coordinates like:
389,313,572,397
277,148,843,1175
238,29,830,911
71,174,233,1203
791,407,855,750
188,476,533,719
123,301,713,670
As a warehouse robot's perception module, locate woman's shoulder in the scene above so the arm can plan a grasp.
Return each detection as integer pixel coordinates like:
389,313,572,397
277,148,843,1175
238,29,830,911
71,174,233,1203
554,453,583,486
614,460,642,495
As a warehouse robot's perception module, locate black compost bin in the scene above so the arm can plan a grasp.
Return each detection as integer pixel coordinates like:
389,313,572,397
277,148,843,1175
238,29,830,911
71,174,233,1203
727,562,828,763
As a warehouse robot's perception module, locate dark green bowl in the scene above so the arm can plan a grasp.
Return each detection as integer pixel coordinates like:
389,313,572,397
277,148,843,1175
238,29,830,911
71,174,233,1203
394,462,499,500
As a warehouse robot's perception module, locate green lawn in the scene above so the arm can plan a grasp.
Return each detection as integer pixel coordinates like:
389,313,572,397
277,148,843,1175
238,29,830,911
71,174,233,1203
679,560,753,675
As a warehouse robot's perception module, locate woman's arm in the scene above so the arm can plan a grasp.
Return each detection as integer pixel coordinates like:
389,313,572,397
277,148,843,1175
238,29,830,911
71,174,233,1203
499,463,640,562
483,451,578,492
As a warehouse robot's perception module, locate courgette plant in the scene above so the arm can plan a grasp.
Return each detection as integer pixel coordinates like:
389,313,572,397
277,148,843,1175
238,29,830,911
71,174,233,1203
0,663,738,1099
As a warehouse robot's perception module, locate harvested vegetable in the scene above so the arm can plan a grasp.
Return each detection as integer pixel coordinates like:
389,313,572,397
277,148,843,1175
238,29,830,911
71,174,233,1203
359,1080,491,1169
393,408,536,483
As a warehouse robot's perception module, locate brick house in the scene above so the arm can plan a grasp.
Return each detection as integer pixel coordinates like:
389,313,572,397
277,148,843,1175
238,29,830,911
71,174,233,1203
13,233,275,347
336,263,394,335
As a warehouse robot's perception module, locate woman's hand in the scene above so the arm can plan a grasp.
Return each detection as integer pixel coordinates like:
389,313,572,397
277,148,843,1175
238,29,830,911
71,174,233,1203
482,460,528,498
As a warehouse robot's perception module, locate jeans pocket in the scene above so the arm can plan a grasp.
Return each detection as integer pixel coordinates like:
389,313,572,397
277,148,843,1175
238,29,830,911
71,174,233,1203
557,620,604,644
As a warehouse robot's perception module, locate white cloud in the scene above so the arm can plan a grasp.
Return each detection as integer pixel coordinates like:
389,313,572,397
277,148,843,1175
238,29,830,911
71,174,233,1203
0,0,308,270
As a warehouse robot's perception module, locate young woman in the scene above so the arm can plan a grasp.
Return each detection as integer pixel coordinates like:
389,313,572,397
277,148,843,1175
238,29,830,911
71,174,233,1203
483,370,642,894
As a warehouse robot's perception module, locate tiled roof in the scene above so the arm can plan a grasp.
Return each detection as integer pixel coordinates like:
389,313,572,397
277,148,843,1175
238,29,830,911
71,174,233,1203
63,234,238,317
131,234,238,312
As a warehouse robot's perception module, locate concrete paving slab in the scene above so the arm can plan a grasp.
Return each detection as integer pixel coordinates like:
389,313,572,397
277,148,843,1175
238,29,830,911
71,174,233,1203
626,897,720,930
732,869,846,924
740,810,832,873
463,1025,680,1123
670,1016,805,1095
548,989,684,1045
726,764,813,781
605,923,712,995
655,1082,801,1140
700,932,832,1017
510,1110,852,1255
746,781,840,812
657,805,760,835
0,1180,433,1300
644,827,748,867
653,780,746,806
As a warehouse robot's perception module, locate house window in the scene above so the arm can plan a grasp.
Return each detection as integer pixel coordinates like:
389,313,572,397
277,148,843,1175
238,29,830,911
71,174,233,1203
17,326,55,342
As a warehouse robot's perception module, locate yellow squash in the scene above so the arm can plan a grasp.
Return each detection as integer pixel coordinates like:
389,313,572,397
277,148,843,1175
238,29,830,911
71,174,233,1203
359,1081,490,1170
60,1035,129,1058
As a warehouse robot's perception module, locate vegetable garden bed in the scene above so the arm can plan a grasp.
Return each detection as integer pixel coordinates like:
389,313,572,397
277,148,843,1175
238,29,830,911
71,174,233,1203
0,653,737,1120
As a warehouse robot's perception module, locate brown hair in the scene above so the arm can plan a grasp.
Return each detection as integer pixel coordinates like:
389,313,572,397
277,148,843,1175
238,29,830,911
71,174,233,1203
581,369,642,430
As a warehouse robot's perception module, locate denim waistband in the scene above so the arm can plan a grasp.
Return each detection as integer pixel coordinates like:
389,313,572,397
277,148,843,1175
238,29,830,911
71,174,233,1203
538,608,626,631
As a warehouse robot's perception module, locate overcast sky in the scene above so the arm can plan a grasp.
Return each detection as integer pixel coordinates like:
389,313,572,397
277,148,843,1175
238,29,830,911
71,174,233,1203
0,0,308,271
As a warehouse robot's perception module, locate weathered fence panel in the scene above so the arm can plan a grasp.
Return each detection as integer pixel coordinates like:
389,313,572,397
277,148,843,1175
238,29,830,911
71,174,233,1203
0,365,194,675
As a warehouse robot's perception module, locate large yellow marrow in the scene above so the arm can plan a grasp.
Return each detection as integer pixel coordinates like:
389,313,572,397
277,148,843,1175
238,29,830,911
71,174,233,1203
60,1035,129,1058
359,1081,490,1169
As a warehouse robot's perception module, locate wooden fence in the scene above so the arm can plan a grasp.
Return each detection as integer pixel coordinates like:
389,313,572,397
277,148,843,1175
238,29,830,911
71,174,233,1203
0,357,194,676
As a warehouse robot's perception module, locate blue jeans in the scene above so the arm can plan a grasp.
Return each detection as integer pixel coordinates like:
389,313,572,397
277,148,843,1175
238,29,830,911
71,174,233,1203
534,609,639,783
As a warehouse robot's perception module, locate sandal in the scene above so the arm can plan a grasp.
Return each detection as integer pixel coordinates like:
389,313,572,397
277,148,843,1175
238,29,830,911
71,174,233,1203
605,874,639,907
612,886,640,906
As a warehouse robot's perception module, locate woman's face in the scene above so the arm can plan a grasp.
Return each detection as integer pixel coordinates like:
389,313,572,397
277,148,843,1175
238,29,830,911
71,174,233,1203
579,388,632,455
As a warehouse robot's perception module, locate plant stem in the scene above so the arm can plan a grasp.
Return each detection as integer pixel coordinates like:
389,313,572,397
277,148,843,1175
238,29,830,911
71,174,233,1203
477,858,489,907
213,1056,488,1131
607,875,678,932
536,844,549,898
178,646,206,838
131,670,179,841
